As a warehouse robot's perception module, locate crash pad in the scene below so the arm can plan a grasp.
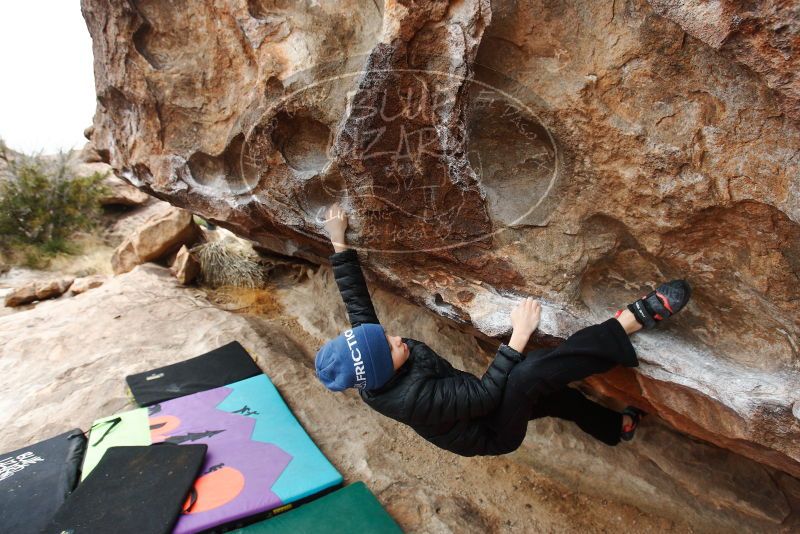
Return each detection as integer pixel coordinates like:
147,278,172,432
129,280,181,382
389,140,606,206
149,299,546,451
126,341,262,406
84,374,343,534
44,444,206,534
0,429,86,534
231,482,402,533
81,406,150,480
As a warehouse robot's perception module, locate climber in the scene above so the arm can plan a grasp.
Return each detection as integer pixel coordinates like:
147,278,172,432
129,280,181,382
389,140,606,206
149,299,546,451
314,203,691,456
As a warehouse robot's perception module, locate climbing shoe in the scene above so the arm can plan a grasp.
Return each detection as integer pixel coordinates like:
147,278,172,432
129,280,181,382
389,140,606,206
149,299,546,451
626,280,691,329
620,406,646,441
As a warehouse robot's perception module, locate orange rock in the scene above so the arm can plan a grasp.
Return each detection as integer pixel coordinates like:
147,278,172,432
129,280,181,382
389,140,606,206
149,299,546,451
111,205,199,275
170,245,200,285
4,277,74,307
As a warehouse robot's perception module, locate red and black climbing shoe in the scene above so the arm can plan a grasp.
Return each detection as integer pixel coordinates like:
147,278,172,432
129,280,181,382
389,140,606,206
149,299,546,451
627,280,691,329
620,406,646,442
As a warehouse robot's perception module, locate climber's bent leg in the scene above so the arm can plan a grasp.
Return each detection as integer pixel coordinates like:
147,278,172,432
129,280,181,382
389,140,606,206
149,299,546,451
483,318,637,454
529,387,622,446
511,317,637,399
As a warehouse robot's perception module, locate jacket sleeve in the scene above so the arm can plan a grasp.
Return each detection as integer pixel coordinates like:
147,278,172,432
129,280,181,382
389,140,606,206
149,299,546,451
408,344,524,424
330,248,380,327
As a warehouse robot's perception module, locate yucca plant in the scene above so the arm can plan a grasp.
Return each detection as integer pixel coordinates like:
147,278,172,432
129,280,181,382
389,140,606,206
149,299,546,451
193,233,266,288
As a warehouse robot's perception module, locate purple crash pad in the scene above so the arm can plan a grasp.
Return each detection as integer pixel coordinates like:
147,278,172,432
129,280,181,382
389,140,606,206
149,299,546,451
148,374,343,533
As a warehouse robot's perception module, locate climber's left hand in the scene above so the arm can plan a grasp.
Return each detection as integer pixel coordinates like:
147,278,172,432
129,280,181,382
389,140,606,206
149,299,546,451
508,297,541,353
323,203,349,252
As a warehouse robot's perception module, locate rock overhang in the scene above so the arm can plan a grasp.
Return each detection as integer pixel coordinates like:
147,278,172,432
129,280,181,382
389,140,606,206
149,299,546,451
81,0,800,476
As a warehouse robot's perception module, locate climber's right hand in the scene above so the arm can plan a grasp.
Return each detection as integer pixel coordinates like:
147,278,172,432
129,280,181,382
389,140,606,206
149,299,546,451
323,203,349,252
508,297,541,353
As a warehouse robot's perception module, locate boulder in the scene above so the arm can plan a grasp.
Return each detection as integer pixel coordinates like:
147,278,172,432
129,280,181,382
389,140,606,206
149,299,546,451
5,277,74,307
104,199,173,244
78,141,104,163
110,239,139,275
70,275,107,295
34,277,74,301
170,245,200,285
73,160,150,206
98,174,150,206
111,205,199,275
4,284,37,308
81,0,800,478
72,160,108,178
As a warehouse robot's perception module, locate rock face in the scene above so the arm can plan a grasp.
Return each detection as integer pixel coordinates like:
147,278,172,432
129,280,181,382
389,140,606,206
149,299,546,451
82,0,800,478
110,204,199,274
647,0,800,121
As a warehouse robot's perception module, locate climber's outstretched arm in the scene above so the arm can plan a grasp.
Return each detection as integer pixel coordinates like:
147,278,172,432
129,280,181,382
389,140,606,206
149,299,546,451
323,203,380,327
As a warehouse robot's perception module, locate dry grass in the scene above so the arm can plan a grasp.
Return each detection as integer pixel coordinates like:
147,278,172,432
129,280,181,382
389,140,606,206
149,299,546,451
46,233,115,276
207,285,284,317
1,233,115,276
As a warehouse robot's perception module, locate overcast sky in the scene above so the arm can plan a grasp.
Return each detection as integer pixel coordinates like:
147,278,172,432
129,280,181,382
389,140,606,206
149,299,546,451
0,2,96,154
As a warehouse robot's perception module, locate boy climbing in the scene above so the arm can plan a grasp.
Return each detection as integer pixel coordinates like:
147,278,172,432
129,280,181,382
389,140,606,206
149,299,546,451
315,204,691,456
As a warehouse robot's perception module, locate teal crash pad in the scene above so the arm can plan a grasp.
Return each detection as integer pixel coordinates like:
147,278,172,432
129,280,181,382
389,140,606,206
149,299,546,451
232,482,402,533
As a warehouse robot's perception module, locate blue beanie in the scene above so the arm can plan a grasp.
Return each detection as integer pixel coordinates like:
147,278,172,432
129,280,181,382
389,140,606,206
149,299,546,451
315,323,394,392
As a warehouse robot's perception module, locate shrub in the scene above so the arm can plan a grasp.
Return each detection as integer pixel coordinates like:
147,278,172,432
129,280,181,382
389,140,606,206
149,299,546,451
0,142,107,264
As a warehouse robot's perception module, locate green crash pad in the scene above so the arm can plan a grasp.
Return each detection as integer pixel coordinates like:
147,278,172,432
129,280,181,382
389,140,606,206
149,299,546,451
81,408,150,479
232,482,402,533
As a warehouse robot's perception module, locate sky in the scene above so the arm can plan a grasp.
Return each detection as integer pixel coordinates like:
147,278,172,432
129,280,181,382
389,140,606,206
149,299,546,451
0,2,96,155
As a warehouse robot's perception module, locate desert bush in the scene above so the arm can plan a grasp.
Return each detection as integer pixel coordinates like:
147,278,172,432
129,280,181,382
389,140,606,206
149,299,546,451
0,141,107,266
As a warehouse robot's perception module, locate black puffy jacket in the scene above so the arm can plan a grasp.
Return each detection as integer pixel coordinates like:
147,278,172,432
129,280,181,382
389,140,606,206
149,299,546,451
330,249,524,456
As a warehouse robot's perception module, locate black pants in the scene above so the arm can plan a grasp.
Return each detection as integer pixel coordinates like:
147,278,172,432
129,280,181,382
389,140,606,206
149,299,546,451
484,318,638,454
